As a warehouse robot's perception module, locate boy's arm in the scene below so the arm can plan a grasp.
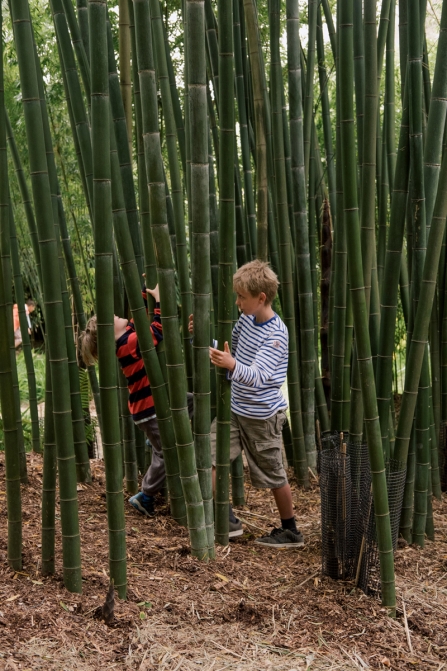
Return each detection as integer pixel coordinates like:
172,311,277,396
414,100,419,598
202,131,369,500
150,303,163,346
144,284,163,346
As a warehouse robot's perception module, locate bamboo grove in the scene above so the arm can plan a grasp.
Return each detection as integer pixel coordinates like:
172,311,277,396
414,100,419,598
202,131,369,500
0,0,447,617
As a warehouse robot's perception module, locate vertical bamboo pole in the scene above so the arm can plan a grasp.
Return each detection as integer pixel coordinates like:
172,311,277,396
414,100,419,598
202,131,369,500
186,0,214,555
150,0,193,389
243,0,268,260
9,209,40,453
338,0,396,613
90,0,127,597
119,0,132,159
214,0,235,543
134,0,209,558
11,0,83,592
0,0,22,566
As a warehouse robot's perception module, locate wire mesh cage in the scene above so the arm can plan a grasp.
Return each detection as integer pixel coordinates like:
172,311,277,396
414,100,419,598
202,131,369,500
354,459,406,597
346,441,370,578
320,431,407,598
320,432,351,580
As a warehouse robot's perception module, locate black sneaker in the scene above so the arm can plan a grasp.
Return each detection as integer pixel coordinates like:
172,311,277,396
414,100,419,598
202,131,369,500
254,527,304,548
129,492,155,517
229,518,243,538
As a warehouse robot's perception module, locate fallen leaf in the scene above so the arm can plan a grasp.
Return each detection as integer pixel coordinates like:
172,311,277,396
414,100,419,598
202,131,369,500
215,573,229,582
381,657,391,668
5,595,20,602
60,601,69,611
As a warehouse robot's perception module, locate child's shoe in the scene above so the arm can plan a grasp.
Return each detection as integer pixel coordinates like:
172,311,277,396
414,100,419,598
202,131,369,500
129,492,155,517
229,518,244,538
254,527,304,548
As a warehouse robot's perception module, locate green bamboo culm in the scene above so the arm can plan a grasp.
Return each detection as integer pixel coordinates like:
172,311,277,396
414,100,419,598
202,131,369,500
270,0,308,484
5,115,41,287
119,0,132,159
231,453,245,506
243,0,268,260
33,34,92,484
394,121,447,505
233,0,256,258
214,0,235,545
52,0,94,214
375,85,409,463
134,0,209,558
106,18,145,279
1,196,26,482
9,207,41,453
119,367,138,495
338,0,396,614
89,0,127,598
186,0,214,555
287,0,317,475
41,352,56,575
11,0,82,593
303,0,317,180
61,0,91,104
76,0,90,62
150,0,193,391
109,99,188,525
0,0,22,567
128,0,157,290
407,0,429,547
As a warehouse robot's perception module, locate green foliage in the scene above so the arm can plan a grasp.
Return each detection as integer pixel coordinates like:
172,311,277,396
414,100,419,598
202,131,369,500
16,349,45,402
0,349,45,452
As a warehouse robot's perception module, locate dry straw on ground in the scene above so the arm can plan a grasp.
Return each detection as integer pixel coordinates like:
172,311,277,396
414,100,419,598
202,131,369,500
0,452,447,670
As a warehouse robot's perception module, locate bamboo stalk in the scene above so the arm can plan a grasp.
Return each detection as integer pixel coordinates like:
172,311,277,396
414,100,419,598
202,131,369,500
9,209,40,453
90,0,127,597
0,3,22,565
134,0,208,558
338,0,395,613
11,0,83,592
41,351,56,575
243,0,268,260
214,0,236,543
150,0,193,390
119,0,132,159
186,0,214,555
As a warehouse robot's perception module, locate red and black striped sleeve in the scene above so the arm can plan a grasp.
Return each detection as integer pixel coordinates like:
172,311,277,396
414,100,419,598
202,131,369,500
150,303,163,346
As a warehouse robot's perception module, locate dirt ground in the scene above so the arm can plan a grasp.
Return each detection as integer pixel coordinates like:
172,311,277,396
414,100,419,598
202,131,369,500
0,453,447,671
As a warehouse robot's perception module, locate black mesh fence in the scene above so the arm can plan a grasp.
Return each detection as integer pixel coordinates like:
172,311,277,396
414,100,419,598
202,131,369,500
320,432,407,598
355,460,406,597
320,447,351,579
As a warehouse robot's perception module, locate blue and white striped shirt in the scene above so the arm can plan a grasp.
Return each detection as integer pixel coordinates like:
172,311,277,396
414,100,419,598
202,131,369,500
228,312,289,419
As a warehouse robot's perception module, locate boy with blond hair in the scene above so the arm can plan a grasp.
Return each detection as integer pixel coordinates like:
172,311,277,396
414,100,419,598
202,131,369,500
194,260,303,547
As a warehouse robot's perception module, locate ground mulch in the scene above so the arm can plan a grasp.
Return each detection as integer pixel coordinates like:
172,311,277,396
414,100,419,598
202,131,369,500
0,452,447,670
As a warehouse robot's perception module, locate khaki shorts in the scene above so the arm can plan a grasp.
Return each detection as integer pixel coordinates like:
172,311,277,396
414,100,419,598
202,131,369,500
210,410,288,489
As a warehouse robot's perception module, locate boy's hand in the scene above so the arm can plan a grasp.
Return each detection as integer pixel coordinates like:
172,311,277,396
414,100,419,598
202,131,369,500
146,284,160,303
188,314,194,335
209,342,236,371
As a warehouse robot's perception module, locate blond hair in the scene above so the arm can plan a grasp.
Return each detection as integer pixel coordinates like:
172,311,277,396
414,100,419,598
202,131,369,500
79,315,98,366
233,260,279,305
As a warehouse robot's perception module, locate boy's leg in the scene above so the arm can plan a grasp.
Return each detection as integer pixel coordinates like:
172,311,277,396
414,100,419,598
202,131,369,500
237,411,304,547
271,483,294,520
138,418,166,497
128,417,165,517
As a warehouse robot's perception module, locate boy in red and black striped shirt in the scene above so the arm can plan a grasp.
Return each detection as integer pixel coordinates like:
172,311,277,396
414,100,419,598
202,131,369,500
80,285,189,517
